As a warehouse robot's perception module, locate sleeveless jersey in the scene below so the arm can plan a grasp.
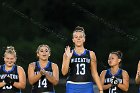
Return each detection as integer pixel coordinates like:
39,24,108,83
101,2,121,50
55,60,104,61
31,61,54,93
0,64,21,93
104,68,124,93
67,49,93,82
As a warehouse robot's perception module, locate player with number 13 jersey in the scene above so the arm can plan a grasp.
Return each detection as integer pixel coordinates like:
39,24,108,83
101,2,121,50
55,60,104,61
62,26,103,93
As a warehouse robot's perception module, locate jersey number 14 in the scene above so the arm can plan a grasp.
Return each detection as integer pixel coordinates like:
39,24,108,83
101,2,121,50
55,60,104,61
38,79,47,88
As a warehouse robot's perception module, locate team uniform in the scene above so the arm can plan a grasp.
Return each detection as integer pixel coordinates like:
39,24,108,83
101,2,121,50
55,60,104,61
104,68,124,93
0,64,21,93
31,61,55,93
66,49,94,93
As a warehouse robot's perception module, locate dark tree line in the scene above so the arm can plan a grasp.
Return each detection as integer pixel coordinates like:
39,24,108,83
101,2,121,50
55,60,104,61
0,0,140,78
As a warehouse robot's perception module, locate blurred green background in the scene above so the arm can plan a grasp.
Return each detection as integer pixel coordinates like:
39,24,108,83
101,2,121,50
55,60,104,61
0,0,140,92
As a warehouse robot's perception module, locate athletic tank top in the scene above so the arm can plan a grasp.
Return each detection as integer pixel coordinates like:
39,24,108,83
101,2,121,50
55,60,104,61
104,68,124,93
0,64,21,93
67,49,93,82
31,61,54,93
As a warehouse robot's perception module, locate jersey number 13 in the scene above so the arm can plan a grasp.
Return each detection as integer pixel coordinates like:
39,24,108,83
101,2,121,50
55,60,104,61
76,63,85,75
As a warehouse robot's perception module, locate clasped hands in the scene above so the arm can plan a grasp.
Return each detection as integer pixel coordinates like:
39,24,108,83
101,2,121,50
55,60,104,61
40,68,48,76
4,76,15,86
110,76,119,87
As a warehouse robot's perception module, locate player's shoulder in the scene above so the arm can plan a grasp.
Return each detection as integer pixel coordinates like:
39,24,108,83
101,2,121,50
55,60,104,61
122,69,129,75
100,70,107,76
17,65,25,72
52,62,58,67
28,62,36,69
138,60,140,65
51,62,57,65
17,65,23,69
88,50,95,56
88,49,95,53
29,62,36,66
121,69,129,78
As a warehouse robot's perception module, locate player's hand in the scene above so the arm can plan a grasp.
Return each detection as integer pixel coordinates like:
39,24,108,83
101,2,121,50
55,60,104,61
65,46,73,58
4,76,14,85
40,68,46,75
110,76,119,87
65,46,73,59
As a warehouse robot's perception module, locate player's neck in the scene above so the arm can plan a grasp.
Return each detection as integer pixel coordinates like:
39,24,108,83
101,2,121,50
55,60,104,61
74,47,85,54
110,67,119,75
5,65,13,71
39,60,48,68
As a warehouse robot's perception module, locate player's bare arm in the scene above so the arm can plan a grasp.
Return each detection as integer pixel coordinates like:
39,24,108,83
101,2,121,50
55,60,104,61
135,61,140,84
61,46,73,75
117,70,129,92
13,66,26,89
100,70,112,90
90,51,103,92
28,62,42,85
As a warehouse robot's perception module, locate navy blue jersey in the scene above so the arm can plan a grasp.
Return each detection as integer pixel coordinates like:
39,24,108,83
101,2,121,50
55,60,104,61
67,49,93,82
104,68,124,93
0,64,21,93
31,61,55,93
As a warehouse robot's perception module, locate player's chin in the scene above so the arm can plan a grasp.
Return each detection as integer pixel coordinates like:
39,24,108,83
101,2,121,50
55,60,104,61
41,58,48,61
109,64,114,67
7,63,14,67
76,43,83,47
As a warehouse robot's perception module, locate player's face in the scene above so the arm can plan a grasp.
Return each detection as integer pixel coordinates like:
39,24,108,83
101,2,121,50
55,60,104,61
72,32,85,47
108,54,120,67
37,46,50,61
4,53,16,67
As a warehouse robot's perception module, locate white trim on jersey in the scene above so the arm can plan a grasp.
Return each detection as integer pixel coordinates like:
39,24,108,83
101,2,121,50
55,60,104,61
67,81,91,84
